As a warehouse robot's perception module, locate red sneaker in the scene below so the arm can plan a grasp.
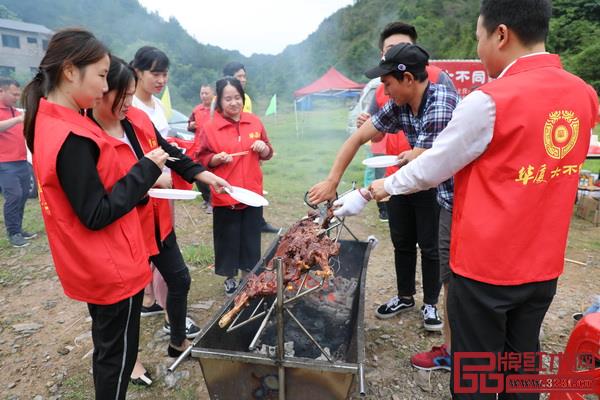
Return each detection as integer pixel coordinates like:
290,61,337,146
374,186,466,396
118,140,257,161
411,344,451,371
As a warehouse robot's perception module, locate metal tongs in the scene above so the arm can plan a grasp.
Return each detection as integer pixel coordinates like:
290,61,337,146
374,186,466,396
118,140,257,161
303,183,359,241
303,192,336,231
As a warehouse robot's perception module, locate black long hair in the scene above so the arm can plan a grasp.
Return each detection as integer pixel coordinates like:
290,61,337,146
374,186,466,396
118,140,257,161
22,28,109,152
106,56,137,113
215,76,245,113
130,46,169,72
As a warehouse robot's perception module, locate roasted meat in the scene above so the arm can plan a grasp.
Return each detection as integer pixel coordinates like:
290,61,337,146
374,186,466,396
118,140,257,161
219,212,340,328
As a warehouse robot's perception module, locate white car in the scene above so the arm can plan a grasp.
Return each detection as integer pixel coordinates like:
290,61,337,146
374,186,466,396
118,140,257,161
168,109,194,141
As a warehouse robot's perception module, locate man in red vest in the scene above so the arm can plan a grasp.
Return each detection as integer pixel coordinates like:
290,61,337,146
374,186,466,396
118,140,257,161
361,0,598,397
0,78,36,247
188,84,214,134
188,84,215,211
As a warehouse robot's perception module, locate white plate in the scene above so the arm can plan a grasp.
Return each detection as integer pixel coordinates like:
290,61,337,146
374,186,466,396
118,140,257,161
362,155,400,168
224,186,269,207
148,188,201,200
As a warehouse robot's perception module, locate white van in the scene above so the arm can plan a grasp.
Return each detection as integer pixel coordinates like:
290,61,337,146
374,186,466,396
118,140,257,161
346,78,381,135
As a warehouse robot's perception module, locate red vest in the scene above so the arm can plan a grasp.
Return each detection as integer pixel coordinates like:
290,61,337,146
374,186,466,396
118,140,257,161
166,136,195,190
33,99,151,305
451,54,598,285
0,105,27,162
202,112,267,207
191,104,211,160
126,107,174,254
193,104,211,135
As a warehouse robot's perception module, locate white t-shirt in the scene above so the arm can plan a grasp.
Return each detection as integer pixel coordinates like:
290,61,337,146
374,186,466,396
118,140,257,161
116,133,137,158
132,95,170,138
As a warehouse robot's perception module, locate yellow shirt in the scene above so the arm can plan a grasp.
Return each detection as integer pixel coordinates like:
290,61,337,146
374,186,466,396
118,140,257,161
243,93,252,113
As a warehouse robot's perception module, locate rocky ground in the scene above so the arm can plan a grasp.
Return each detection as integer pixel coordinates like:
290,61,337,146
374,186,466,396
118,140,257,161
0,197,598,400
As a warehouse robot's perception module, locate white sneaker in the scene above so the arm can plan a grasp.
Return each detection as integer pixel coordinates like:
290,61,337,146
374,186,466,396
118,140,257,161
422,304,443,332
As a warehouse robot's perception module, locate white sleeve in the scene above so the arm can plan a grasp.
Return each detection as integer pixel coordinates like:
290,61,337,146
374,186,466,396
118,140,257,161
384,90,496,195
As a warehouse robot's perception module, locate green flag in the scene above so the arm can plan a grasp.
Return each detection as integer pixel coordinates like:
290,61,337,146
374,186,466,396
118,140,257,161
265,94,277,116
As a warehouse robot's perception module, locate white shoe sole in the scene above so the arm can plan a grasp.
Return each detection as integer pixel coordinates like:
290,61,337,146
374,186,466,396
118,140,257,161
162,326,202,339
141,311,164,317
423,323,444,332
375,305,414,320
412,364,451,371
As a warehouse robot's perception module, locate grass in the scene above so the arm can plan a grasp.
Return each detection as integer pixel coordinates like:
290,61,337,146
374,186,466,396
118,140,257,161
61,373,91,400
181,243,214,268
261,107,366,204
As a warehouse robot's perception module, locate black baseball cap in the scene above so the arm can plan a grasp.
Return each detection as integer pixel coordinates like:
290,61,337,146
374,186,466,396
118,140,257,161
365,43,430,79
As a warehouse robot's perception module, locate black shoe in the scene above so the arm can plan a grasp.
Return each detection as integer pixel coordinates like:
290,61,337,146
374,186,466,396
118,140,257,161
167,344,191,358
9,233,29,248
130,371,153,386
261,222,279,233
21,231,37,240
140,302,164,317
375,296,415,319
162,317,201,339
224,278,237,296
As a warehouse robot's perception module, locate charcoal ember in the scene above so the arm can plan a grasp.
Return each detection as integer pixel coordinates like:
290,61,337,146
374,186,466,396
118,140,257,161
256,276,359,362
252,341,295,358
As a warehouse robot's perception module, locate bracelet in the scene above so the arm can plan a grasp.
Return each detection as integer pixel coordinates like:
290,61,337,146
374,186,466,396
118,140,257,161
359,188,373,201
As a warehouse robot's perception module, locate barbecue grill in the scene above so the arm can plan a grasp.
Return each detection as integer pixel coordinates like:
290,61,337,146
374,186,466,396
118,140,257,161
175,210,374,399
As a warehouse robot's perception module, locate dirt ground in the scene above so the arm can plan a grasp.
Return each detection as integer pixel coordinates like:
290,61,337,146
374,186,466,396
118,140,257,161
0,196,598,400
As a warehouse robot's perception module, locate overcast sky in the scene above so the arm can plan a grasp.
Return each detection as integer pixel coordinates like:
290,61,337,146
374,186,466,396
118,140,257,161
138,0,354,56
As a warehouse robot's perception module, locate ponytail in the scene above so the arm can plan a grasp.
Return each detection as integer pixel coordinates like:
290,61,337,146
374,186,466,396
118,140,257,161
21,28,108,153
22,72,45,152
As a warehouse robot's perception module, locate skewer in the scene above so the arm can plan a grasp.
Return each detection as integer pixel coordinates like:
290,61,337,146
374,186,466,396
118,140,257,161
228,151,249,157
564,257,586,266
167,157,180,161
275,257,286,400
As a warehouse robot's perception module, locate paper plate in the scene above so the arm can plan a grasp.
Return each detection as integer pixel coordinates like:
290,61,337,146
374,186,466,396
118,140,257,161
148,188,201,200
362,155,400,168
225,186,269,207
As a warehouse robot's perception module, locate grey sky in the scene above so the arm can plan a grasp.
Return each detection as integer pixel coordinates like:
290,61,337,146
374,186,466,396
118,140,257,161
138,0,354,56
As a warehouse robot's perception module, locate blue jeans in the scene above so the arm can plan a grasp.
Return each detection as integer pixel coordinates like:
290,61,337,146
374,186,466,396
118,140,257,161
0,161,31,236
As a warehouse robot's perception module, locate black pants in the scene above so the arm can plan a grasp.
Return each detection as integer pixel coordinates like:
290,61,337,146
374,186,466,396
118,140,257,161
213,205,262,278
195,181,211,203
150,231,191,346
87,290,143,400
387,190,441,305
447,273,557,400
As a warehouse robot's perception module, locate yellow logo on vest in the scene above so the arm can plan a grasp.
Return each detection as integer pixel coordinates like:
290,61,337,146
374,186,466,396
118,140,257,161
543,111,579,159
248,132,261,140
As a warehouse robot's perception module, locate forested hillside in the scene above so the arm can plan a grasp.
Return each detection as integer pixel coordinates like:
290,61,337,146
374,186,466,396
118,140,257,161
1,0,599,112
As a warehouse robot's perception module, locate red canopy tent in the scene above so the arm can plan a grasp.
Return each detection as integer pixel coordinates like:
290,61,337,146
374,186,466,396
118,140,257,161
294,67,364,135
294,66,364,98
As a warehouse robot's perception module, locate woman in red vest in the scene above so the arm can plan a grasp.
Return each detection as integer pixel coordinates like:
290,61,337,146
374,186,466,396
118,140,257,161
88,57,230,383
21,29,169,400
197,76,274,296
